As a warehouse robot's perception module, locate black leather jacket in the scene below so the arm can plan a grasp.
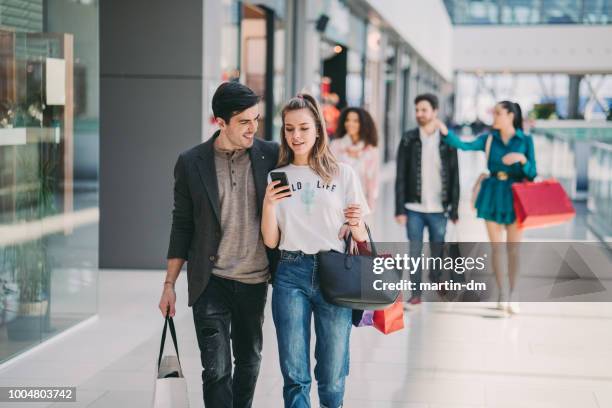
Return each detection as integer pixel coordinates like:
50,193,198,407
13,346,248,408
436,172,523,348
394,128,460,220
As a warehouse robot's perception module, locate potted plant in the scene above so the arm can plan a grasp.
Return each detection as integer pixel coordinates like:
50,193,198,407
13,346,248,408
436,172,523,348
5,242,49,341
0,280,19,327
5,146,55,341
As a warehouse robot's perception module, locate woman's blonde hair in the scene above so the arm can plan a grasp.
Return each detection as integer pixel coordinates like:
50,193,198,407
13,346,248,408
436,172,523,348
277,93,338,183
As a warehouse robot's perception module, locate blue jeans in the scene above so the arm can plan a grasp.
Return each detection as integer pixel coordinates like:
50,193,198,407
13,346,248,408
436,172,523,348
272,250,352,408
405,209,447,297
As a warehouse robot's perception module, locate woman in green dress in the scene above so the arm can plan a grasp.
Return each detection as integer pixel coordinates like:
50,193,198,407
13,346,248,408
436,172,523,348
436,101,536,314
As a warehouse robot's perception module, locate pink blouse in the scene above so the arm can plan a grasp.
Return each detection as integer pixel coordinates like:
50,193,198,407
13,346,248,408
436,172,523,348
330,134,380,211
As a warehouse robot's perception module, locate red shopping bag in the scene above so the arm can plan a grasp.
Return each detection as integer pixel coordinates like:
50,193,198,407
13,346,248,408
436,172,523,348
512,179,575,229
373,295,405,335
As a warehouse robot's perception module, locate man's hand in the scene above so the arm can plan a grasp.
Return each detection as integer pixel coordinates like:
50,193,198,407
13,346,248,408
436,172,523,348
395,214,407,225
159,284,176,317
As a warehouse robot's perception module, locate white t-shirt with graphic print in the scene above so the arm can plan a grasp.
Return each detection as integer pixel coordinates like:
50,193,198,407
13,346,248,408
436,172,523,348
268,162,370,254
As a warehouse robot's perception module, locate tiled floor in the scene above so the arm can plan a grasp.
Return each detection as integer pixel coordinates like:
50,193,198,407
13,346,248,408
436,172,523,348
1,149,610,407
1,271,611,408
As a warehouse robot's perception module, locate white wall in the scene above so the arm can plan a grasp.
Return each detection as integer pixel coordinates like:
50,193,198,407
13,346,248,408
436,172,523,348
454,25,612,74
366,0,454,81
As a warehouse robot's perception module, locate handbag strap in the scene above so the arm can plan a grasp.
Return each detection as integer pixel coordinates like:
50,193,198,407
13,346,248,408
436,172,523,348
484,134,493,166
158,309,181,369
345,223,377,256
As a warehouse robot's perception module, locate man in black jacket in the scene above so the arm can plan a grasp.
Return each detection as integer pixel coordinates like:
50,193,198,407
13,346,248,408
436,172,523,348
159,82,279,408
395,93,460,304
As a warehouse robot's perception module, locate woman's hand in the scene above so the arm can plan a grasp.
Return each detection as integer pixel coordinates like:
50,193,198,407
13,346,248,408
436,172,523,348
432,119,449,136
337,223,350,240
262,180,290,248
502,152,527,166
344,203,362,227
263,180,292,209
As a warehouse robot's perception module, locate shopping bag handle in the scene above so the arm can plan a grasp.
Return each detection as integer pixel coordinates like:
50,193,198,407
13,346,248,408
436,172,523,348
158,307,181,369
345,223,377,256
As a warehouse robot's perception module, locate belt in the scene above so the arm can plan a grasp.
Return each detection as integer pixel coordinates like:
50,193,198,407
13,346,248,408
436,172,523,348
491,171,522,181
494,171,509,180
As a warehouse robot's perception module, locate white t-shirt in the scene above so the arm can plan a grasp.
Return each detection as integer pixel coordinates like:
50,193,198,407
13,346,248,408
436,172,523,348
269,162,370,254
405,128,444,213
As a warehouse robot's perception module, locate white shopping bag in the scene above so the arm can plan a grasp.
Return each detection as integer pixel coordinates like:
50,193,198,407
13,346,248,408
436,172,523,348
152,314,189,408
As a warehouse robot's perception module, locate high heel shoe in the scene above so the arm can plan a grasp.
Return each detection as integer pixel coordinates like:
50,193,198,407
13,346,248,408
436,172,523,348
497,292,508,312
507,291,520,315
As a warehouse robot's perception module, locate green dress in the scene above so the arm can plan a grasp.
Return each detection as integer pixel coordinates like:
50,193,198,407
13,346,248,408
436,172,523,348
443,129,537,224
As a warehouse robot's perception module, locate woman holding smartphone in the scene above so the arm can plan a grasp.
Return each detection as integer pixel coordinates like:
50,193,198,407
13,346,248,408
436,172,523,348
261,93,370,408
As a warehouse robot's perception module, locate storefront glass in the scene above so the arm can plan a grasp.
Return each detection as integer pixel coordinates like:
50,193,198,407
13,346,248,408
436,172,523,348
212,1,286,141
0,0,99,363
314,0,368,114
221,0,241,82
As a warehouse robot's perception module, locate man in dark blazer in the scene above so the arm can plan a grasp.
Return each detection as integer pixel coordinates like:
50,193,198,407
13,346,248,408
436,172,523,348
395,93,460,305
159,82,279,408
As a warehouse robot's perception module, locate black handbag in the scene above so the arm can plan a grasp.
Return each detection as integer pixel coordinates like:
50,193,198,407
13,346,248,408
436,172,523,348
317,225,401,310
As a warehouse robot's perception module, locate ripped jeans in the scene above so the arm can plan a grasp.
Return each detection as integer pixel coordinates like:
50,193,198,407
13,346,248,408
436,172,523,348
192,274,268,408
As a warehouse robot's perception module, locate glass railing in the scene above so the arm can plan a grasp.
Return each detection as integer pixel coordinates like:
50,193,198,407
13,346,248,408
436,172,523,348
444,0,612,25
531,124,612,200
531,130,577,198
588,142,612,244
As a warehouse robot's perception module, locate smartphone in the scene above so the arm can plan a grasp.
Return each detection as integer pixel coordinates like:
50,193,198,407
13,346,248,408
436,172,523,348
270,171,290,190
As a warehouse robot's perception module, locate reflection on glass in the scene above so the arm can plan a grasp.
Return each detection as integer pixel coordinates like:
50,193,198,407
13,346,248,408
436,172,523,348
241,4,268,139
0,0,99,364
272,22,285,141
239,3,285,141
221,0,240,81
588,142,612,241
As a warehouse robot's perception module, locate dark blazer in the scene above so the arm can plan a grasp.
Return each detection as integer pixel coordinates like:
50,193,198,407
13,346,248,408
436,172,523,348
167,130,280,306
394,127,460,220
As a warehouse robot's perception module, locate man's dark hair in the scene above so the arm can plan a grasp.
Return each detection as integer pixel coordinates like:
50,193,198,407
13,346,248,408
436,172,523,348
211,81,260,124
414,93,439,110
